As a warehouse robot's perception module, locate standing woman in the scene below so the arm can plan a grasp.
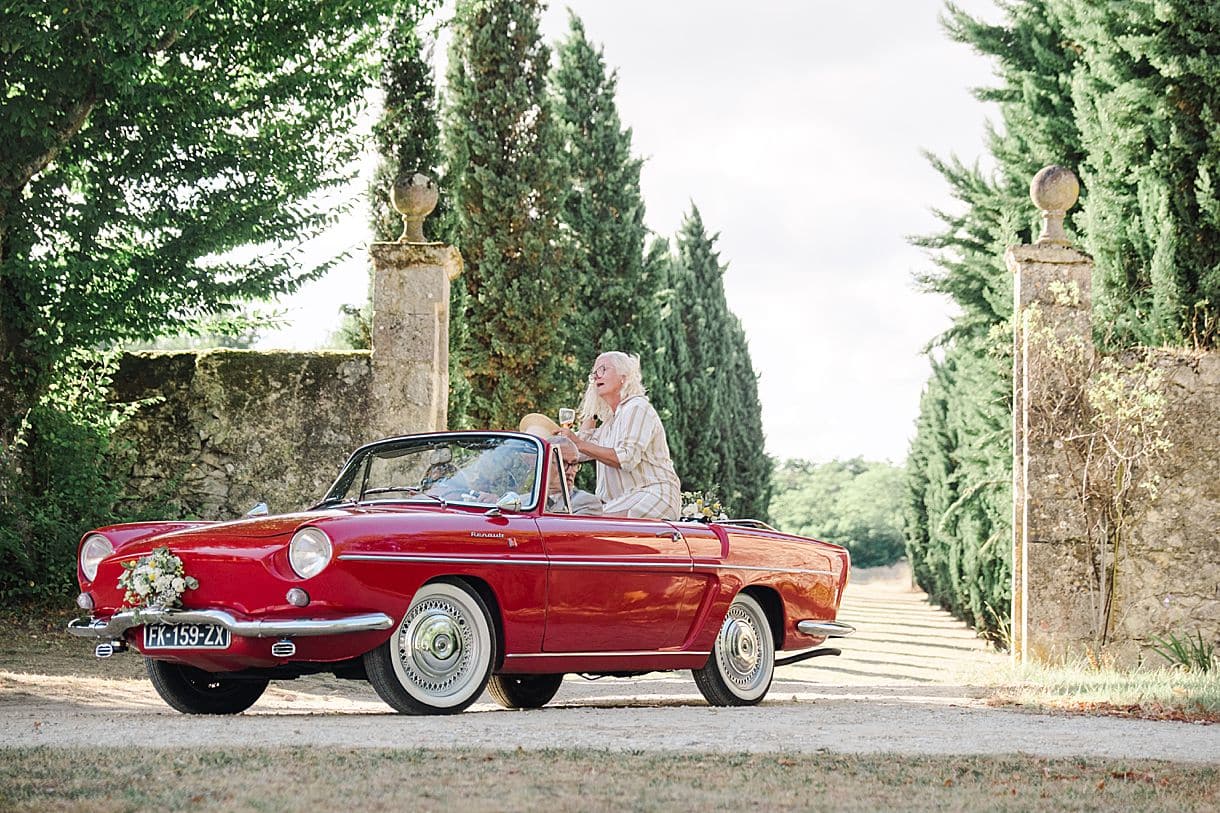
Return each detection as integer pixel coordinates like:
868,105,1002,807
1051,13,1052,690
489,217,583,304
561,351,681,519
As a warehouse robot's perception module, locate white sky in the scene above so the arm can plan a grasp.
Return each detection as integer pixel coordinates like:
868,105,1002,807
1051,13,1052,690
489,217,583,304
257,0,1004,464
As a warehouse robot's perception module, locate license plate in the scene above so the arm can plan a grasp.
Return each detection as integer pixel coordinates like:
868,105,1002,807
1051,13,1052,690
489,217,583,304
143,624,231,649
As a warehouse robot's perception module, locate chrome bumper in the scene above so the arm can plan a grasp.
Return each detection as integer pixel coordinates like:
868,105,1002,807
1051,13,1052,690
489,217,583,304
67,608,395,640
796,620,855,638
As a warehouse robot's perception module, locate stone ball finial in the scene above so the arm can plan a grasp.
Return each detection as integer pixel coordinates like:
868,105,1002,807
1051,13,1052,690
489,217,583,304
390,172,439,243
1030,165,1079,246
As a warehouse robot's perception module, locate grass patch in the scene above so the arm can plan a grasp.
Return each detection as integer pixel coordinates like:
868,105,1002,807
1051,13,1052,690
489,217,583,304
982,660,1220,723
0,747,1216,812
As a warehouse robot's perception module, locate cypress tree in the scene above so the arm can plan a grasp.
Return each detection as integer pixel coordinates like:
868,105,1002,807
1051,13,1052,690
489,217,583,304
906,0,1082,639
369,6,445,244
550,12,652,392
1051,0,1220,345
659,206,770,516
443,0,569,428
339,3,447,352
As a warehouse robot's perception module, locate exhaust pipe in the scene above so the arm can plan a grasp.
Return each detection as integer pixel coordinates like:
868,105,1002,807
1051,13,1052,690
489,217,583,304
775,647,841,667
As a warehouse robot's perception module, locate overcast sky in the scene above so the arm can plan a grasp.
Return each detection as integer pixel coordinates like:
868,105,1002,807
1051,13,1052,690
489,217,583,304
258,0,1005,464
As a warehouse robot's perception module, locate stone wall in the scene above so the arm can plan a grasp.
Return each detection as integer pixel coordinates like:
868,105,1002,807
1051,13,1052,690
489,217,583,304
113,350,373,519
1117,349,1220,661
1011,166,1220,665
110,238,462,521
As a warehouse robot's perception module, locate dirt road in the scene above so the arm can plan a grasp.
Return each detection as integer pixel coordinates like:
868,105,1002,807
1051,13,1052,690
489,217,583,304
3,567,1217,762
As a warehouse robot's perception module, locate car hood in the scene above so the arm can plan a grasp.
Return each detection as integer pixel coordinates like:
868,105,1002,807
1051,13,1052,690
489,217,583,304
157,511,349,541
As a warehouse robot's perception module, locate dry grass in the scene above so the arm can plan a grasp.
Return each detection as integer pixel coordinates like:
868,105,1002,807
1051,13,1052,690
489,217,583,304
979,660,1220,723
1,747,1217,813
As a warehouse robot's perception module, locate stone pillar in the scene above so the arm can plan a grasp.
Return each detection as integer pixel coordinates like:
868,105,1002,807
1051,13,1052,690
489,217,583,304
1009,166,1094,663
368,174,463,437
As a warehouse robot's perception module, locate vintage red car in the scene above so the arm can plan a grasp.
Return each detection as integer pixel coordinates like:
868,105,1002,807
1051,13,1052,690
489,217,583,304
69,431,853,715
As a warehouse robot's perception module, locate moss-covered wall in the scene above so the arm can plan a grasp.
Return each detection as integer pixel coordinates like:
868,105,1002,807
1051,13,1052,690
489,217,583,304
113,349,374,520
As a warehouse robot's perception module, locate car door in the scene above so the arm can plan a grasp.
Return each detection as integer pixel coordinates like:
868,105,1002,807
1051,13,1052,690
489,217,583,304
536,515,701,652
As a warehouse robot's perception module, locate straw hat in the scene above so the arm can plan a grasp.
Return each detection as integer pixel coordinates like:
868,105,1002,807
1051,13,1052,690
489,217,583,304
518,412,561,438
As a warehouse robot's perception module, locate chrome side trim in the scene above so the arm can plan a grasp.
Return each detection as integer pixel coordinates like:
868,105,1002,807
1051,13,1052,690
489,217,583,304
340,553,549,566
340,552,834,577
696,563,837,576
506,650,710,659
796,620,856,638
67,609,394,640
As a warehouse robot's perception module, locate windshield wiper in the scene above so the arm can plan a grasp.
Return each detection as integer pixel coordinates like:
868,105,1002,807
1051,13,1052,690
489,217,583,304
359,486,447,507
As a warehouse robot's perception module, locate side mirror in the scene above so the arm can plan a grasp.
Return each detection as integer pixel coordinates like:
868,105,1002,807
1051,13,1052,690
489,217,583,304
245,502,269,517
485,492,522,516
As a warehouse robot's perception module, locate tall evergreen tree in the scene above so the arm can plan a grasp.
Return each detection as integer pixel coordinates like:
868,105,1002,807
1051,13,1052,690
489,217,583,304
658,206,770,517
369,5,445,244
907,0,1220,639
550,12,652,393
1051,0,1220,345
443,0,569,428
905,0,1081,639
338,2,446,352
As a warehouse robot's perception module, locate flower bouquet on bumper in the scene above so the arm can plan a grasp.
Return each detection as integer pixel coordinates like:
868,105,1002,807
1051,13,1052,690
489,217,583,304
117,546,198,611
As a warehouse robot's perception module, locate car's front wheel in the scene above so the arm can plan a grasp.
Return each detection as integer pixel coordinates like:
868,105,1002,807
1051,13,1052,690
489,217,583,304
145,658,269,715
365,579,496,715
486,673,563,709
692,592,775,706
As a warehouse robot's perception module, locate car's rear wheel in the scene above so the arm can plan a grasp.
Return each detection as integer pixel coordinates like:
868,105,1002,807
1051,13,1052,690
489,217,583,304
692,592,775,706
486,673,564,709
365,579,495,715
145,658,268,715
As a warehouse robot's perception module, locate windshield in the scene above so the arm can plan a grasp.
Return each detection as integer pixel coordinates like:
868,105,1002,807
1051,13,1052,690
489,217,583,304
320,434,543,511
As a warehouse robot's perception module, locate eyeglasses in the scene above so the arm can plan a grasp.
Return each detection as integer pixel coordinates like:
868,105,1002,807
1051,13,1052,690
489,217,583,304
589,364,609,380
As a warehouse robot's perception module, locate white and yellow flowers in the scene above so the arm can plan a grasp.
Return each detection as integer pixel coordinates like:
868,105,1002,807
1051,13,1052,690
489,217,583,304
117,547,199,609
680,491,728,522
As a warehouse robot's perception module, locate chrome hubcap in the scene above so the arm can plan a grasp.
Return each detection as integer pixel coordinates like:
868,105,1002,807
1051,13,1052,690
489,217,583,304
397,599,473,694
716,602,770,694
724,617,760,675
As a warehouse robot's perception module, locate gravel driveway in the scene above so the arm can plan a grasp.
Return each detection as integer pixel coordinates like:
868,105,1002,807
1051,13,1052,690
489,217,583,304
3,567,1217,762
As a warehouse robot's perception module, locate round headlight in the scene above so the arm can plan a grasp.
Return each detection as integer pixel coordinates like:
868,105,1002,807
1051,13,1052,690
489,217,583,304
289,528,332,579
80,534,114,583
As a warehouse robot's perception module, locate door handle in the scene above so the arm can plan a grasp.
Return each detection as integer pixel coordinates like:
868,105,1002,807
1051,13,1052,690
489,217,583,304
655,530,683,542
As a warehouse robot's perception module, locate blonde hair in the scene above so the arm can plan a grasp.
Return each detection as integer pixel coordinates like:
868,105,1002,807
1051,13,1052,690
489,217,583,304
579,351,647,424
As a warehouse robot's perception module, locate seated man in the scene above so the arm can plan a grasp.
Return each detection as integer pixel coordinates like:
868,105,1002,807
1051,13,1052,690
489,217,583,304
548,436,603,515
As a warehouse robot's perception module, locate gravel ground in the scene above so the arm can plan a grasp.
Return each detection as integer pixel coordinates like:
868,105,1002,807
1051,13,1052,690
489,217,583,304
3,567,1218,763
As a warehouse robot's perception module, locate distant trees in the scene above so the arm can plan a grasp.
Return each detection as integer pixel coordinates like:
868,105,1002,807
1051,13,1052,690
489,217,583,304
772,459,906,568
905,0,1220,641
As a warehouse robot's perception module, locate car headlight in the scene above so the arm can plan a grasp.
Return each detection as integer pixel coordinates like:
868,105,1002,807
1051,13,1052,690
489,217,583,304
289,528,332,579
80,534,114,583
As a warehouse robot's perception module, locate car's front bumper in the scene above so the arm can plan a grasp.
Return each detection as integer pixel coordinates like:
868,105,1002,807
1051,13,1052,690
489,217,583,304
67,608,395,640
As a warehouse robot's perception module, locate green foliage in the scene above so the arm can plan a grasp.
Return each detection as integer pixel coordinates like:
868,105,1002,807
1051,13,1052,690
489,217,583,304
772,459,907,568
0,1,421,601
1050,0,1220,346
443,0,570,428
909,0,1220,642
369,3,446,245
651,208,772,519
550,12,653,397
0,352,150,603
0,1,415,434
1149,630,1217,674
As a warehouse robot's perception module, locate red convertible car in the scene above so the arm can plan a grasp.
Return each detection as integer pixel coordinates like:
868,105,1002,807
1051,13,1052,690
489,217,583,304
69,431,853,715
